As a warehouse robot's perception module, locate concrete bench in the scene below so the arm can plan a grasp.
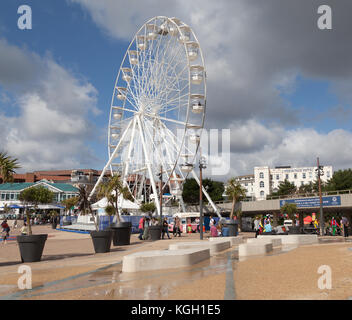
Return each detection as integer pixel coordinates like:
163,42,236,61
238,243,273,257
247,237,282,247
122,248,210,272
257,234,318,245
208,236,243,246
169,240,231,256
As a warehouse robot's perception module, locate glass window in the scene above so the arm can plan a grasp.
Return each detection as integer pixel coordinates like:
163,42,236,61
5,193,10,200
285,174,289,180
301,181,304,186
1,193,5,200
259,172,264,179
294,173,297,179
260,181,264,188
327,171,330,178
10,193,14,200
276,174,280,180
260,191,264,196
302,173,306,179
309,172,312,178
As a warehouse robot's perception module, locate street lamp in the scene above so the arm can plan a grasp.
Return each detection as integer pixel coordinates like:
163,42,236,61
199,154,207,240
157,165,163,223
315,157,324,236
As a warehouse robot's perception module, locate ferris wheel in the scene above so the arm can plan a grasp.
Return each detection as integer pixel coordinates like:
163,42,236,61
91,16,220,216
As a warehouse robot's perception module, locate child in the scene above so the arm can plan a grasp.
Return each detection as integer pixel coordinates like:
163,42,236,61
20,223,28,235
1,219,10,244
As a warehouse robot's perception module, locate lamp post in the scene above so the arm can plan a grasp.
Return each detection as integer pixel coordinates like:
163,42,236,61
315,157,324,236
157,165,163,223
199,154,206,240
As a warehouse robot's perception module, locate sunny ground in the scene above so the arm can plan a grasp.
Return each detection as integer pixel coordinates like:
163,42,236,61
0,224,351,300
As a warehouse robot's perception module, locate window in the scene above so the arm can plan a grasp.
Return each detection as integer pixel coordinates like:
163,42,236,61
10,193,14,200
260,191,264,196
276,174,280,180
1,193,5,200
259,172,264,179
327,171,330,178
302,173,306,179
260,181,264,188
294,173,297,179
5,193,9,200
301,181,304,186
285,174,289,180
245,183,248,186
309,172,312,178
270,175,273,180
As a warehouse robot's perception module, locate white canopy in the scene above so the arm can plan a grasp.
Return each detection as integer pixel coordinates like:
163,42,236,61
91,197,140,210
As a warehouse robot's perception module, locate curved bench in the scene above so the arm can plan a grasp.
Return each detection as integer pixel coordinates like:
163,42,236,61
169,240,231,256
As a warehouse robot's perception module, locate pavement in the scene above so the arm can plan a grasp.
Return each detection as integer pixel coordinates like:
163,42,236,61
0,224,351,300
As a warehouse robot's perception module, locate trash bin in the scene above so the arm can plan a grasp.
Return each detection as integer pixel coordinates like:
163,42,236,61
225,220,238,236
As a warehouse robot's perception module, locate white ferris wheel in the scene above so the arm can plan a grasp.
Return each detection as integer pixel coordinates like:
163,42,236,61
91,16,220,216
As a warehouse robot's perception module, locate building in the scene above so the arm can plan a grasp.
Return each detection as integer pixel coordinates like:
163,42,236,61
253,165,333,200
0,180,79,215
234,174,255,199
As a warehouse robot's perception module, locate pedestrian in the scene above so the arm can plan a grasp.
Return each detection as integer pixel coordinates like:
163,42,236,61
342,217,349,238
254,216,260,238
209,215,215,227
151,217,159,226
173,216,181,237
331,217,339,236
20,223,28,235
1,219,10,244
210,224,218,237
138,216,145,240
162,217,171,239
12,218,18,229
195,217,200,233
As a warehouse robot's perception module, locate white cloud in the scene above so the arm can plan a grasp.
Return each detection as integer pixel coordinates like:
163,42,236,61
0,39,100,172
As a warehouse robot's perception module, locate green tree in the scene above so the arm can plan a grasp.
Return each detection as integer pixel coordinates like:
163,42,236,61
325,169,352,191
0,151,21,183
182,178,200,204
140,202,156,215
280,203,298,224
203,178,224,202
19,186,54,235
271,179,297,197
61,196,79,214
182,178,225,204
225,178,246,220
97,175,133,224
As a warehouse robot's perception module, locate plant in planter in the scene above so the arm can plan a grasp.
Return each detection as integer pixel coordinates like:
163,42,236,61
225,178,246,236
280,203,300,234
140,202,161,240
17,186,54,263
49,210,59,229
77,185,112,253
96,175,134,246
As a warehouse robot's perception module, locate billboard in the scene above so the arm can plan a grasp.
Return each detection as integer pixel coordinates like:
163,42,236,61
280,196,341,208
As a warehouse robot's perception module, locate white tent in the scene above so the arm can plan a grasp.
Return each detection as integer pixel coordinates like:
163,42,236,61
91,197,140,210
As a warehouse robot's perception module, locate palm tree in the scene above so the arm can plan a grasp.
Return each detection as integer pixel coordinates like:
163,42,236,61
97,175,132,224
77,185,99,231
0,151,21,183
225,178,247,220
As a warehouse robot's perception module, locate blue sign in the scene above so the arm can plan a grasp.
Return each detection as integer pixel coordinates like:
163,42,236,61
280,196,341,208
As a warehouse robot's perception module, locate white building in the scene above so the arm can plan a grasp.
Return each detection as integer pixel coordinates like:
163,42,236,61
253,165,333,200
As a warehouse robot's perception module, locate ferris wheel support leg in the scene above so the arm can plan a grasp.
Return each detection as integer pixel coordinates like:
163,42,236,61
136,115,161,216
178,196,186,212
122,117,137,187
191,170,222,218
88,118,134,201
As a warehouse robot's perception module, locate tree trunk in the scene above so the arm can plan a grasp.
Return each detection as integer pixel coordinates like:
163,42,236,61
273,212,278,227
26,207,32,235
115,190,121,224
230,198,236,220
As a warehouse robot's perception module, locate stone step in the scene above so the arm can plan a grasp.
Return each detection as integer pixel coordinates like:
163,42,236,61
169,240,231,256
247,237,282,247
122,248,210,272
238,243,273,257
257,234,318,245
208,236,244,246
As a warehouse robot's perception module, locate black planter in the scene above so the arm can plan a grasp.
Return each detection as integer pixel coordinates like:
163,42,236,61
90,230,112,253
51,222,57,229
225,220,238,237
110,222,132,246
288,226,302,234
149,225,162,241
17,234,48,263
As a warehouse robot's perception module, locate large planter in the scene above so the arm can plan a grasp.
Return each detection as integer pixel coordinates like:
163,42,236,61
90,230,112,253
110,222,132,246
225,220,238,237
149,225,162,241
17,234,48,263
51,222,57,229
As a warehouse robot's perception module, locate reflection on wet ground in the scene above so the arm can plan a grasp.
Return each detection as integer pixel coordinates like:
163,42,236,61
3,237,351,300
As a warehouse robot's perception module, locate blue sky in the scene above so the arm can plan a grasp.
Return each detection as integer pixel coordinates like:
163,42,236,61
1,0,352,177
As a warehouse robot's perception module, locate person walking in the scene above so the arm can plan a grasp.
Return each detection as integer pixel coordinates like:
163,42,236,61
254,216,260,238
162,217,171,239
342,217,349,238
331,217,339,236
1,219,10,244
138,216,145,240
173,216,181,237
12,218,18,230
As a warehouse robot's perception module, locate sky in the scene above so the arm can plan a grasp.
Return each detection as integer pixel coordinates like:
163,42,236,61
1,0,352,180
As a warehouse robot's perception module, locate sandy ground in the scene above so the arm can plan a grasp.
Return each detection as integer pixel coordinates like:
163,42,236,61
0,225,351,300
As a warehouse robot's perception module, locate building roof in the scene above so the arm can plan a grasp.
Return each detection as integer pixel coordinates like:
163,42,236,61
0,181,79,193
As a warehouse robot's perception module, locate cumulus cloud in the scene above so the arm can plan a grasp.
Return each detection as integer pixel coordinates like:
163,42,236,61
0,39,101,172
